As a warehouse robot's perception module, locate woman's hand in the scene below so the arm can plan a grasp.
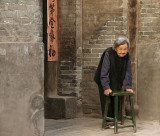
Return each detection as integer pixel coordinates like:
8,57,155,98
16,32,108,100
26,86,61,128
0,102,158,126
104,89,112,96
126,89,133,92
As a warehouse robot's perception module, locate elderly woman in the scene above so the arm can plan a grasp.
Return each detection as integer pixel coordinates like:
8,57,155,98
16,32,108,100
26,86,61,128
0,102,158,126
94,36,133,118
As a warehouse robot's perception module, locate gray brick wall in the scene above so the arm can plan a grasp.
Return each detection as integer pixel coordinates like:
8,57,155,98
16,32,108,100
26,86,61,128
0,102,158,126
57,0,83,116
83,16,128,67
0,0,43,42
57,0,78,96
138,1,160,42
81,0,128,116
82,16,128,115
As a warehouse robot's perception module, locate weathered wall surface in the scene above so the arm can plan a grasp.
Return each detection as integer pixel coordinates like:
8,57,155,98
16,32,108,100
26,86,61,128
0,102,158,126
0,0,44,136
57,0,83,117
137,0,160,120
57,0,77,96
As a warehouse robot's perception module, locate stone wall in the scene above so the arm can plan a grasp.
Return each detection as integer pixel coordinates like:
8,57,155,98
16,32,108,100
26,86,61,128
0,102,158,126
137,0,160,120
0,0,44,136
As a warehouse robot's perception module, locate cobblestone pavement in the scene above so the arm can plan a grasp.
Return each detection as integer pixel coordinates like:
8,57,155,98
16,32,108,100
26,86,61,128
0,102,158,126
45,117,160,136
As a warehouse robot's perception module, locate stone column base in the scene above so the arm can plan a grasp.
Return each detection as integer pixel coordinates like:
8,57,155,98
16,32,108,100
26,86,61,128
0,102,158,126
45,96,77,119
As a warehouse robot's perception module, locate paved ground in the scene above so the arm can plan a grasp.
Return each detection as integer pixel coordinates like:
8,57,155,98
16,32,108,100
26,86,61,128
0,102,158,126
44,117,160,136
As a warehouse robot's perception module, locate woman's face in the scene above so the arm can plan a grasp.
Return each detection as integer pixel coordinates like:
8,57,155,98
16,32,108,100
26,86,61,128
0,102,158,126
115,43,128,57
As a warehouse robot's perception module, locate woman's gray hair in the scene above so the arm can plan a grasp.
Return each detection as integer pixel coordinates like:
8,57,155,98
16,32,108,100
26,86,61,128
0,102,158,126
113,36,130,49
